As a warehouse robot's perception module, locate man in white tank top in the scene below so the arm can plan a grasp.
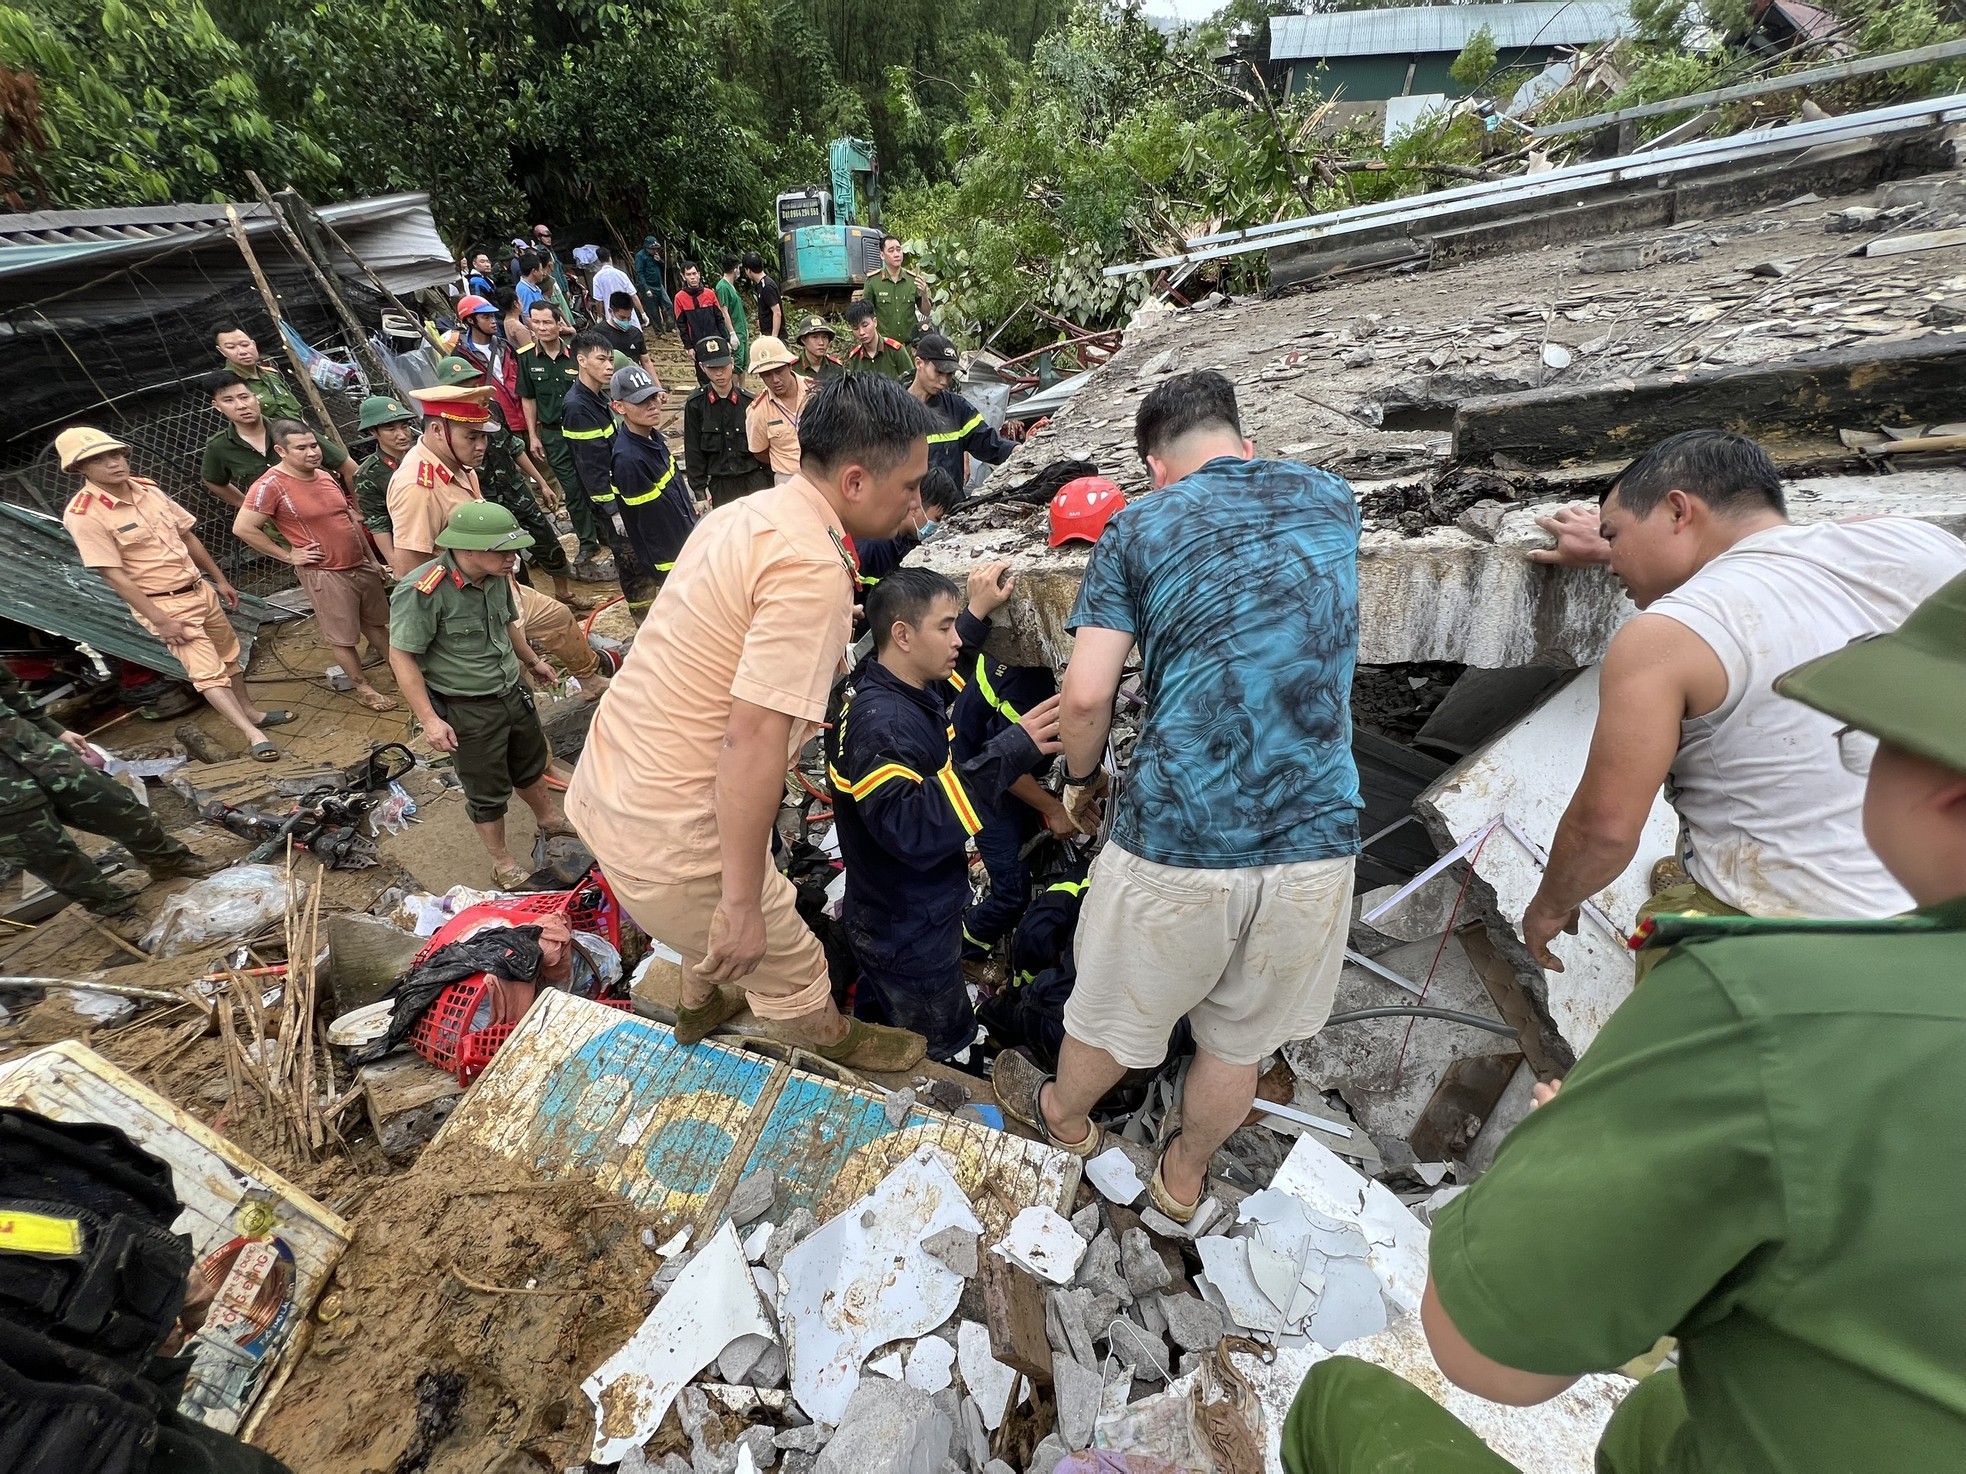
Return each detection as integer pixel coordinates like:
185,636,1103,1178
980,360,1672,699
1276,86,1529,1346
1521,430,1966,970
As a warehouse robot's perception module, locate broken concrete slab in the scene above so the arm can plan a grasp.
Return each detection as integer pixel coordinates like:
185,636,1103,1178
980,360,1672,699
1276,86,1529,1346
922,1225,979,1279
814,1379,954,1474
959,1393,989,1472
720,1333,788,1390
1072,1229,1131,1303
780,1145,985,1425
1417,667,1677,1059
1052,1354,1103,1451
1027,1434,1068,1474
728,1170,777,1227
1120,1227,1173,1297
1046,1288,1097,1370
583,1220,774,1464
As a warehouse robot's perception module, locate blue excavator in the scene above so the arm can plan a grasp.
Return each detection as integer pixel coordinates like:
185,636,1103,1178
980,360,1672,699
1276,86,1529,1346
776,138,884,302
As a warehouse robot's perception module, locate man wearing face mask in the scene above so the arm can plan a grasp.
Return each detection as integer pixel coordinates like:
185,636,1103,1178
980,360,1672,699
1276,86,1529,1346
596,291,653,374
1521,430,1966,971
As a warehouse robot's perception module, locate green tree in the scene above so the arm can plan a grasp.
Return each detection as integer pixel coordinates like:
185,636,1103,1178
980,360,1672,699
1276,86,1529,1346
0,0,336,207
1448,23,1498,92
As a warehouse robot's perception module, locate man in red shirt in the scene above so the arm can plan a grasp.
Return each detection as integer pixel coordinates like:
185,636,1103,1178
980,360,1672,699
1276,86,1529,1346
232,419,399,712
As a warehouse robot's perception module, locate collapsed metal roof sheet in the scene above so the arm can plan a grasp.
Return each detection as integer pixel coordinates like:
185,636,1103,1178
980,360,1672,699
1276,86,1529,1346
0,193,454,294
1270,1,1631,61
0,502,269,681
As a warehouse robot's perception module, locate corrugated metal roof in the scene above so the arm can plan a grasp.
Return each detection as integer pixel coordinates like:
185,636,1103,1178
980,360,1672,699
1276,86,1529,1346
0,501,268,681
1271,1,1631,60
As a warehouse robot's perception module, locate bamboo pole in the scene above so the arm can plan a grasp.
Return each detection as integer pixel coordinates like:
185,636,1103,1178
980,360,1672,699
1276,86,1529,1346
223,204,350,453
244,171,394,392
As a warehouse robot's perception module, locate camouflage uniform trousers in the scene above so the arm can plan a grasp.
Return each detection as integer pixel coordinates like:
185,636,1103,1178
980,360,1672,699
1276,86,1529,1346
482,431,571,578
0,737,196,914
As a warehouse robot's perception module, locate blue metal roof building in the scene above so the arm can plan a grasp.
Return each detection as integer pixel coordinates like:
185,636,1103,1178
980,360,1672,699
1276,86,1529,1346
1270,2,1632,102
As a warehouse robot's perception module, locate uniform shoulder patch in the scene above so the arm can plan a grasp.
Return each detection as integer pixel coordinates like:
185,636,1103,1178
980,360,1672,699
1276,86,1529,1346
415,458,439,489
413,564,449,594
63,491,95,516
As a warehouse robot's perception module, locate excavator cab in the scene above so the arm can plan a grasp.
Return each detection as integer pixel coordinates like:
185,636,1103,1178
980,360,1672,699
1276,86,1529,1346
777,138,885,299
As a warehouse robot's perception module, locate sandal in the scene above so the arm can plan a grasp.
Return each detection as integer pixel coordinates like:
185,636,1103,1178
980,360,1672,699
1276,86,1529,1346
354,688,400,712
248,741,279,763
258,710,298,727
1148,1129,1206,1224
491,861,532,890
994,1050,1104,1159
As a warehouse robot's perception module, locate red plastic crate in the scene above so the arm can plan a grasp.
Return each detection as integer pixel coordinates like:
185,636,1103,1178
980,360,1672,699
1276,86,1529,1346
407,869,630,1084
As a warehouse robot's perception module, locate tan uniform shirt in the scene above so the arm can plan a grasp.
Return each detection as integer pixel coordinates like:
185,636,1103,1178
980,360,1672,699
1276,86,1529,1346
745,378,806,478
62,478,203,593
567,474,855,879
386,442,484,556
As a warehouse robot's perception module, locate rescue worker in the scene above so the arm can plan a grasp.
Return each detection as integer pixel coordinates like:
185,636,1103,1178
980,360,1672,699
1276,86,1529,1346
745,336,807,484
794,316,846,382
842,300,914,383
213,323,304,423
60,427,290,760
607,364,697,610
851,464,961,597
431,355,594,611
907,333,1028,491
562,329,659,615
447,294,526,433
351,393,419,562
956,648,1076,961
517,299,606,568
389,503,576,889
384,380,613,694
0,666,223,939
826,564,1064,1062
1522,429,1966,971
1286,570,1966,1473
860,234,933,345
717,255,751,372
683,334,773,509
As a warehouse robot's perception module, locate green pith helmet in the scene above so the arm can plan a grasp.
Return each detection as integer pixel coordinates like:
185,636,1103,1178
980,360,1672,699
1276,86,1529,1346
434,356,484,388
796,315,835,342
1776,570,1966,773
357,394,418,431
434,501,535,551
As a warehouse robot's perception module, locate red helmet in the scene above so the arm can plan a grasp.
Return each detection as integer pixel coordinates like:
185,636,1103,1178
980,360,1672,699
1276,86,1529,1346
1048,476,1127,547
456,294,497,320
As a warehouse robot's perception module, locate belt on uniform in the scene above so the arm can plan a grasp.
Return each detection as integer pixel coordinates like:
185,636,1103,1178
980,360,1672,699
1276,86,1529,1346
148,582,204,598
427,687,517,703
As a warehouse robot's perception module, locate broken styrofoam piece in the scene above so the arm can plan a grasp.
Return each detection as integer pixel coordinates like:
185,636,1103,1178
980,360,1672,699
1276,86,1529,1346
956,1321,1016,1431
657,1227,692,1257
813,1378,953,1474
867,1351,905,1380
1267,1135,1429,1315
584,1220,774,1463
780,1145,985,1425
904,1336,955,1393
991,1205,1085,1285
1083,1147,1145,1205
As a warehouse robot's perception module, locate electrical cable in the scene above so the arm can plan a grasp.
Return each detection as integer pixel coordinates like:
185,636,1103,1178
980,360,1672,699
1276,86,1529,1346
1325,1006,1519,1038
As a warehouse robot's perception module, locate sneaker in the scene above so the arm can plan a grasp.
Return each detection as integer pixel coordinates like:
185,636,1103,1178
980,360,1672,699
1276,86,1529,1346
144,851,227,880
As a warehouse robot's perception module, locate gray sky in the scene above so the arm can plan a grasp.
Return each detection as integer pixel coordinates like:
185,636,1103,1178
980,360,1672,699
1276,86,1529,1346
1147,0,1224,26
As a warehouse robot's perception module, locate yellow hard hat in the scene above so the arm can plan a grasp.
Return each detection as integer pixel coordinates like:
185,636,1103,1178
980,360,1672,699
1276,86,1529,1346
55,426,131,473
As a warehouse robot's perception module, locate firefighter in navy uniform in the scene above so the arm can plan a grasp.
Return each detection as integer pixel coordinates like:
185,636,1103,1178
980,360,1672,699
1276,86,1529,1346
682,335,773,509
561,329,658,617
955,648,1076,960
824,563,1063,1064
606,364,698,602
906,334,1035,492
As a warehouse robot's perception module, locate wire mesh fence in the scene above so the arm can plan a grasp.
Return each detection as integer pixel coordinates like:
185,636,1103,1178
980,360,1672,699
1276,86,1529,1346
2,235,394,597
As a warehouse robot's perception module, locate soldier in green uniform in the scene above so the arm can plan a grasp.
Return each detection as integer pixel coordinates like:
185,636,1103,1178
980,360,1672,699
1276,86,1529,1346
352,393,419,561
860,235,932,345
841,301,914,383
793,316,846,383
431,357,598,611
388,502,575,890
516,301,606,569
0,670,223,937
1282,571,1966,1473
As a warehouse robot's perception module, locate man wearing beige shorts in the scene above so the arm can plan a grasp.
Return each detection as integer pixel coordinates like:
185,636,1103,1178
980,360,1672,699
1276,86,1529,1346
58,427,292,760
567,374,940,1072
233,420,398,712
1001,370,1363,1223
385,383,610,696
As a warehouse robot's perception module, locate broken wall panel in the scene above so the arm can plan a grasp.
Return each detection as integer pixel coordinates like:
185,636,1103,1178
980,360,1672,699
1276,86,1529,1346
436,992,1079,1239
1451,336,1966,466
1417,667,1678,1059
